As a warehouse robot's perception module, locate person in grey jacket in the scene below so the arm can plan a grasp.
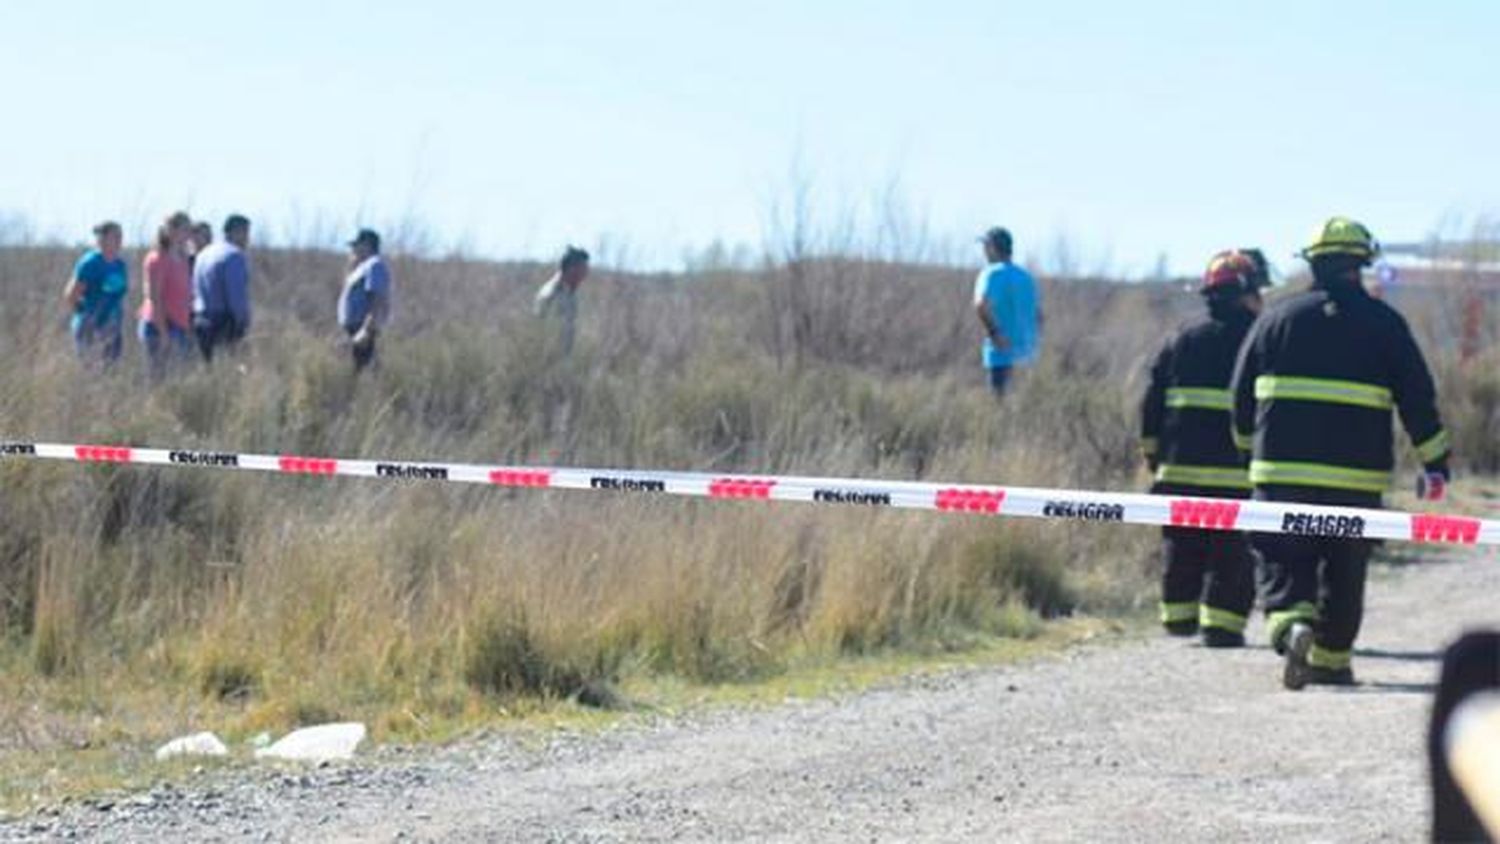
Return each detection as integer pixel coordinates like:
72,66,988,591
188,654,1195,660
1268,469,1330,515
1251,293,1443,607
191,214,252,361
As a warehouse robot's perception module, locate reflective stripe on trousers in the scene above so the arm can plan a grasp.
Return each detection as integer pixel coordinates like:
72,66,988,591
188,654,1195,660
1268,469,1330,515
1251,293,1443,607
1160,601,1199,624
1200,605,1247,634
1308,643,1352,670
1155,463,1251,490
1266,602,1319,649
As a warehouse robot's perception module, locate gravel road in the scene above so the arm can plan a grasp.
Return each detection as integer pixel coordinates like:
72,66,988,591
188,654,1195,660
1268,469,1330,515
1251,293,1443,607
6,549,1497,843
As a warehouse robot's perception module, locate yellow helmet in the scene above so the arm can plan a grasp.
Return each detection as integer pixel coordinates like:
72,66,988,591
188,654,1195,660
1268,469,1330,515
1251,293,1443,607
1300,217,1379,264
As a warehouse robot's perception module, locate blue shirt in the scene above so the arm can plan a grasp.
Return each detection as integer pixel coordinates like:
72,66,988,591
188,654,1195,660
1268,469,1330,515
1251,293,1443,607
192,242,251,329
974,262,1040,368
337,256,392,330
71,250,128,333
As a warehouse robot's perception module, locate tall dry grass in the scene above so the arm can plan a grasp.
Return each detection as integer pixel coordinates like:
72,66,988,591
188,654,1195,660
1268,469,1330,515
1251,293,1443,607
0,241,1488,741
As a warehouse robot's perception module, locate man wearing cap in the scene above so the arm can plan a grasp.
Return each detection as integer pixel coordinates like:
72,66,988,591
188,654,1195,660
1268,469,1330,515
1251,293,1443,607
1229,216,1452,689
972,227,1042,395
534,246,591,356
64,221,129,363
191,214,253,362
338,228,392,371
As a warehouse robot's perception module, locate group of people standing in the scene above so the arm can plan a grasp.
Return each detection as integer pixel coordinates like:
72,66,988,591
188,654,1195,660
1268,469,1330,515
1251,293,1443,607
1140,217,1452,690
57,208,1468,691
64,213,393,375
61,209,1452,693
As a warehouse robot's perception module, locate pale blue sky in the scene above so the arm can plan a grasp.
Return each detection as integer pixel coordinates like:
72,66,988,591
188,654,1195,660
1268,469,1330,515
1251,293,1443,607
1,1,1495,274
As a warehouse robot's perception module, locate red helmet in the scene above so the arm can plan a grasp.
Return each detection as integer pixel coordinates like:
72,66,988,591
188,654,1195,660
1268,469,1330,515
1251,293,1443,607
1200,250,1259,296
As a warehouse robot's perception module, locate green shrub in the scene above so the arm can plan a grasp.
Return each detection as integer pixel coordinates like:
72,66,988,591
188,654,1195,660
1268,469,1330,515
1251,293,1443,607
463,611,584,699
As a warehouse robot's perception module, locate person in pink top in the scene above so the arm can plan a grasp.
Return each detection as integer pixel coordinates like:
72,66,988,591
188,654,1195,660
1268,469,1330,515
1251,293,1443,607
139,211,194,376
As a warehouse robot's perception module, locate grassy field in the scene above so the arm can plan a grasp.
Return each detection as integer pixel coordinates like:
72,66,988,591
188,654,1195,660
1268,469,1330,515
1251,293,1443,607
0,241,1495,808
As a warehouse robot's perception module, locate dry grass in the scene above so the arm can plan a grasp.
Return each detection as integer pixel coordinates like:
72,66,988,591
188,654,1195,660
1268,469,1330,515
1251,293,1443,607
0,241,1492,806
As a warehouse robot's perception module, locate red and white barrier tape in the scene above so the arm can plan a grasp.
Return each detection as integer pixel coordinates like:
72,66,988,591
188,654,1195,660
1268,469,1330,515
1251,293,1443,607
1,441,1494,546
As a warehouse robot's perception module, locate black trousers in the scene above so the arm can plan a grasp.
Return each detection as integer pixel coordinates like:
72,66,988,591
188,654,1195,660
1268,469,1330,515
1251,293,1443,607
1254,533,1373,664
346,327,377,371
193,313,244,362
1160,527,1256,633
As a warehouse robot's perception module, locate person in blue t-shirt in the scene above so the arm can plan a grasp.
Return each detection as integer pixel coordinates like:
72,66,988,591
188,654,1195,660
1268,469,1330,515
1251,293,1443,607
972,226,1042,395
64,221,129,363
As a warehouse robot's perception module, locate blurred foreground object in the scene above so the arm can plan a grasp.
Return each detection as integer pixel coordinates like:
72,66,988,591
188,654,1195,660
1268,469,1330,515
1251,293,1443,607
1431,631,1500,841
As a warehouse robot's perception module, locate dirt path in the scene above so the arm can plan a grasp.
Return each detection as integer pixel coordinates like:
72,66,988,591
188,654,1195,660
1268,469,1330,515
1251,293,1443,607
7,550,1497,842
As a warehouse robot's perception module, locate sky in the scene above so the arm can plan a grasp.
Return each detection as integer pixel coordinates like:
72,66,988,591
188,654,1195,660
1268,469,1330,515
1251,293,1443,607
1,1,1496,275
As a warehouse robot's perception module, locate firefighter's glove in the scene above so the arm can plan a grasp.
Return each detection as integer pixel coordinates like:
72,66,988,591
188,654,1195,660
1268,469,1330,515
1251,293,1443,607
1417,460,1452,503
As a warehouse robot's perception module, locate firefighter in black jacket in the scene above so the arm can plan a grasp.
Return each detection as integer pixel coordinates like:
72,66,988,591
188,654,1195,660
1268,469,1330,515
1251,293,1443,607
1229,217,1452,689
1141,250,1266,648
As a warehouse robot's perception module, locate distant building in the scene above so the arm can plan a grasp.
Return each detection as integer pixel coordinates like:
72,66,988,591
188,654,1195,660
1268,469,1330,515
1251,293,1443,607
1377,240,1500,360
1379,240,1500,291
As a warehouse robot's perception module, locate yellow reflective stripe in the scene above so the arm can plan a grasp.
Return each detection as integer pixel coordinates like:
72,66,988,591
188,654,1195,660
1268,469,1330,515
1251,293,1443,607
1232,429,1253,451
1255,376,1393,410
1141,437,1158,457
1165,387,1232,411
1267,602,1318,648
1249,460,1391,493
1200,605,1247,634
1160,601,1199,624
1308,644,1351,670
1154,464,1252,490
1417,429,1451,463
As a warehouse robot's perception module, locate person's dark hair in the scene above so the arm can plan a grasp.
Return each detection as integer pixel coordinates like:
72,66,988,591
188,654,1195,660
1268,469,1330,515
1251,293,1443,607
193,221,213,243
156,211,191,252
349,228,381,254
982,226,1013,257
560,245,590,271
223,214,251,238
92,220,122,238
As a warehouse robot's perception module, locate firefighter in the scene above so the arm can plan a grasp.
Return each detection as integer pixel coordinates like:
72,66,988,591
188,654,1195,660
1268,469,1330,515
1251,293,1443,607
1229,217,1452,689
1237,248,1272,288
1140,250,1266,647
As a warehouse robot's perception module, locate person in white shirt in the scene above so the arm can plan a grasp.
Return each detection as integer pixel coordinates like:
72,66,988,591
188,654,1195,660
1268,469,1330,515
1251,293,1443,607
534,245,590,356
337,228,392,371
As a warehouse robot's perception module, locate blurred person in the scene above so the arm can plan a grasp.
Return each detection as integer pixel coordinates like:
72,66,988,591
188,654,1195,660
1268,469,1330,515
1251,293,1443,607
1237,247,1274,290
187,221,213,270
972,227,1042,395
191,214,252,362
533,245,591,355
64,220,129,363
337,228,392,371
1230,217,1452,689
1140,251,1267,647
138,211,195,376
1429,631,1500,841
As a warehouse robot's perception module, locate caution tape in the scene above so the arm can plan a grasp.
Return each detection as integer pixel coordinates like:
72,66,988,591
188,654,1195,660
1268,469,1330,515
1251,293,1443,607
1,440,1495,546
